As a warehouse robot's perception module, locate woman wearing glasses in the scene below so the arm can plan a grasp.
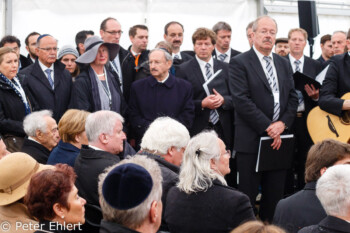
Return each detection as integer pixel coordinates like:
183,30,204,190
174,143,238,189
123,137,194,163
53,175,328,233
0,47,35,152
70,36,127,116
165,131,255,233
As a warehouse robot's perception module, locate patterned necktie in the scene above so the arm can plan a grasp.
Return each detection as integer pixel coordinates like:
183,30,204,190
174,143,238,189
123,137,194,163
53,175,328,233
174,54,180,60
263,56,280,121
218,54,227,62
205,63,219,125
45,69,54,89
294,60,304,108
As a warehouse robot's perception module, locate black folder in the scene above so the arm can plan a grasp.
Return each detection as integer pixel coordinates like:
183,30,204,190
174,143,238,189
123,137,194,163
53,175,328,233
256,135,295,172
293,71,321,91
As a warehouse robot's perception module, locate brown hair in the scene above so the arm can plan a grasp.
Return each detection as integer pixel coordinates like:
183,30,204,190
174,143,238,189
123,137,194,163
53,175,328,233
58,109,90,143
164,21,184,35
192,28,216,45
320,34,331,45
288,28,308,40
129,25,148,37
230,221,286,233
24,164,77,221
155,41,173,54
0,47,17,64
305,139,350,183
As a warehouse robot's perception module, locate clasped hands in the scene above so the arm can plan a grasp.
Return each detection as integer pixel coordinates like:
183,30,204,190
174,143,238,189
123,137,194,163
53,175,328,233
266,121,285,150
201,89,224,109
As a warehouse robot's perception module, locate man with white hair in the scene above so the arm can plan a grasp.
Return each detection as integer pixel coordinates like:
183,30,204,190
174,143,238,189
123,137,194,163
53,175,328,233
20,34,72,122
98,156,163,233
138,116,190,231
21,110,59,164
299,164,350,233
331,31,347,55
74,110,135,210
129,48,194,145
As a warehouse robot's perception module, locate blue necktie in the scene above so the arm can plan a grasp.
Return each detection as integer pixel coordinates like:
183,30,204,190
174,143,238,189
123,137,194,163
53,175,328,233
205,63,219,125
45,69,54,89
218,54,227,62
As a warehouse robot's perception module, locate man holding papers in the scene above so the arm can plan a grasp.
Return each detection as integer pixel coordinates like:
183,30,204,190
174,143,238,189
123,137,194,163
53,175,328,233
176,27,234,185
230,16,298,222
286,28,323,191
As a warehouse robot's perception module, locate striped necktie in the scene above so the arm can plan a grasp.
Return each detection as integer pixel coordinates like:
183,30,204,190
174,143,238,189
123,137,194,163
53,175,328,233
294,60,304,108
45,69,54,89
263,56,279,121
205,63,219,125
218,53,227,62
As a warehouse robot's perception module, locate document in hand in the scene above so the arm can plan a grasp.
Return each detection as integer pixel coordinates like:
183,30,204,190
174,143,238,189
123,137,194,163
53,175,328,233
202,69,222,96
255,134,295,172
293,71,321,91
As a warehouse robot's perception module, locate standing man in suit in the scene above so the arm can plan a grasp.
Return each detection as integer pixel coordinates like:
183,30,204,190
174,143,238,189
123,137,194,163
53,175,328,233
20,34,72,123
176,27,234,186
100,17,129,95
317,34,333,67
176,27,233,149
212,21,241,64
164,21,193,65
286,28,323,191
319,28,350,116
230,16,298,222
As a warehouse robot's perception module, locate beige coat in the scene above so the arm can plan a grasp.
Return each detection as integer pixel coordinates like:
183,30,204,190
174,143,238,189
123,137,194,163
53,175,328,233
0,202,39,233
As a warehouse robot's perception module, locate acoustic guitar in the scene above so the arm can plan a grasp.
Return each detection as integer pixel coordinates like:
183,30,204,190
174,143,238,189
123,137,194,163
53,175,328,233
307,93,350,144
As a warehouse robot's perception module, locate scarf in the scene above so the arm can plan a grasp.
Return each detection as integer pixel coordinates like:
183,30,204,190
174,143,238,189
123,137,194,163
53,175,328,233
0,73,31,115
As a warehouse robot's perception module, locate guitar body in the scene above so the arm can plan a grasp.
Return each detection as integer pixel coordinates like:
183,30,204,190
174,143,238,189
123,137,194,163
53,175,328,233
307,93,350,144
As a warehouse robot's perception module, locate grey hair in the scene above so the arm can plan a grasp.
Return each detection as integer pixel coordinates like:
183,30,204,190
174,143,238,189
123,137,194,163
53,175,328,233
316,164,350,217
141,117,190,155
177,131,227,194
252,15,278,33
85,110,124,143
98,155,162,229
332,30,346,36
149,48,173,62
23,110,53,137
212,21,232,34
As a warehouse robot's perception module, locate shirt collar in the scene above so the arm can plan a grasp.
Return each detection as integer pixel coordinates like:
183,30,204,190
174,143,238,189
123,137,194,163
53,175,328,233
38,60,54,72
195,55,213,68
149,73,174,88
215,48,231,58
88,145,103,151
253,45,274,62
289,54,304,64
172,52,182,59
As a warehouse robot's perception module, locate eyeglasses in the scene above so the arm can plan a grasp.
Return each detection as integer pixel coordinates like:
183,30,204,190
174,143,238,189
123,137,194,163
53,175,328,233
38,47,59,52
257,30,276,36
105,30,123,36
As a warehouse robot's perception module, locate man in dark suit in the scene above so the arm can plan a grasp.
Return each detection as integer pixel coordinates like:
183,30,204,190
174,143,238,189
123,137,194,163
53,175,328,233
319,28,350,116
164,21,193,66
21,110,59,164
317,34,333,67
212,21,241,64
273,139,350,233
230,16,298,222
20,34,72,123
129,49,194,143
100,17,129,95
298,164,350,233
176,28,233,150
286,28,323,191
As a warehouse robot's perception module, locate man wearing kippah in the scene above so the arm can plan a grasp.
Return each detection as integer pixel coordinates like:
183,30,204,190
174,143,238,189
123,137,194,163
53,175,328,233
20,34,72,122
98,156,163,233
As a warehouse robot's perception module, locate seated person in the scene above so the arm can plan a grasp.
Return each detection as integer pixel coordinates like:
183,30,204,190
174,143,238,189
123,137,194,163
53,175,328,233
98,155,162,233
24,164,86,233
0,153,52,233
165,131,255,233
299,164,350,233
48,109,90,167
273,139,350,233
21,110,59,164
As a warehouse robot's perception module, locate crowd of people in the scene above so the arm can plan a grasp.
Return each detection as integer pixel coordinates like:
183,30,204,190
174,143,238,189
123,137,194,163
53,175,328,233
0,14,350,233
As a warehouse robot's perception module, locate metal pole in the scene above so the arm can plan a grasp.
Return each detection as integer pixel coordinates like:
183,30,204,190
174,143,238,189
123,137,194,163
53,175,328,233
5,0,12,35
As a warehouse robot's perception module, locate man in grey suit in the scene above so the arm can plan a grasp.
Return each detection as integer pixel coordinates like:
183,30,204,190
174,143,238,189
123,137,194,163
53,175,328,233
230,15,298,222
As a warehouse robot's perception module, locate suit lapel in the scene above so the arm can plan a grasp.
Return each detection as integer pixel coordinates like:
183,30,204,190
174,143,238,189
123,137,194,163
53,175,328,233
53,63,61,89
191,59,206,86
32,62,54,91
249,49,271,91
273,54,286,92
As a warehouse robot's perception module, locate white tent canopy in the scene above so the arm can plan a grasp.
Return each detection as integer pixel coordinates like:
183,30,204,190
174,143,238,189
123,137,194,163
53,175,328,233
1,0,350,59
